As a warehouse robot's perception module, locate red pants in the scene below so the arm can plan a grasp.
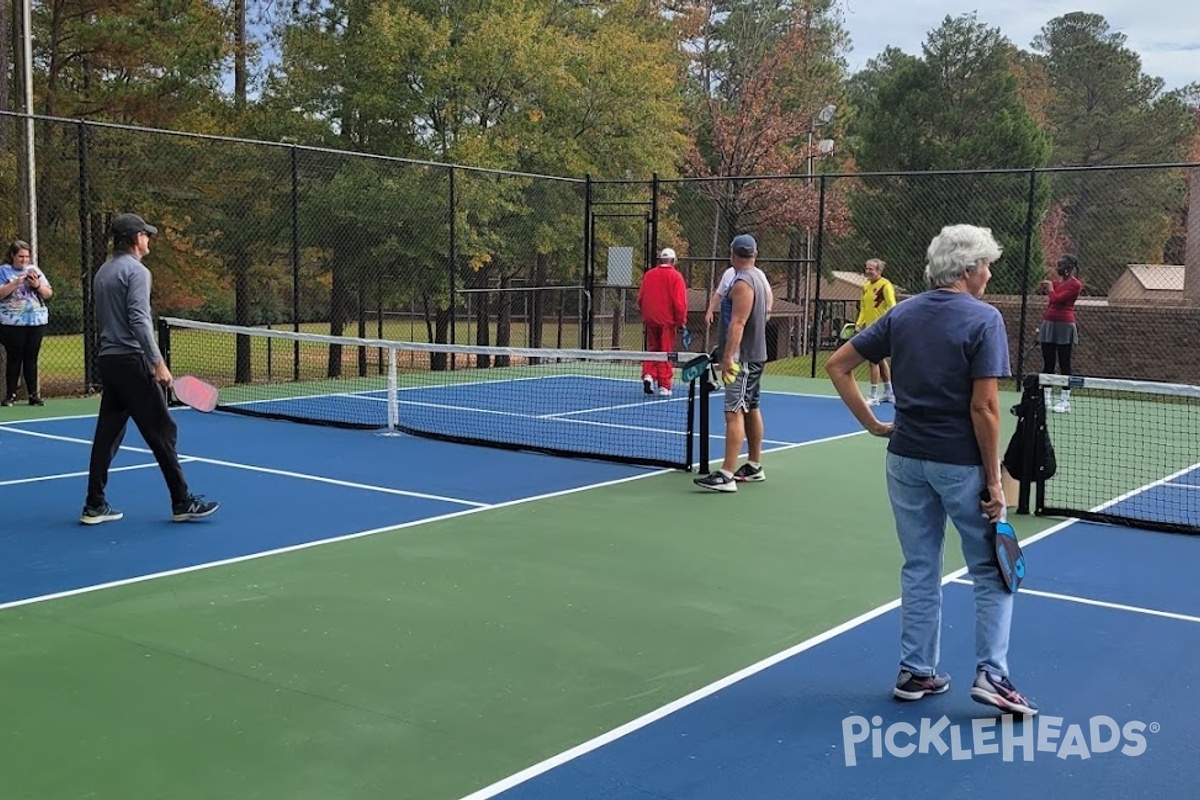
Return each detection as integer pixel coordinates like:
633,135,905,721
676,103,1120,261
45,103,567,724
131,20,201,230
642,325,677,389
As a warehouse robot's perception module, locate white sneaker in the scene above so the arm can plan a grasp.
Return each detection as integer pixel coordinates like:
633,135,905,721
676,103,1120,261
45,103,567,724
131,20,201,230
867,396,881,407
880,392,895,404
1051,399,1071,413
657,386,671,396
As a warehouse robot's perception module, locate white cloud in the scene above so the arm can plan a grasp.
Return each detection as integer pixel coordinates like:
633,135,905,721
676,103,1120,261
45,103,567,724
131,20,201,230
838,0,1200,90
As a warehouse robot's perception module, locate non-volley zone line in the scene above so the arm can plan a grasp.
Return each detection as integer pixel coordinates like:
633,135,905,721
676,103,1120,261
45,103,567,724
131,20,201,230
0,425,486,508
948,577,1200,624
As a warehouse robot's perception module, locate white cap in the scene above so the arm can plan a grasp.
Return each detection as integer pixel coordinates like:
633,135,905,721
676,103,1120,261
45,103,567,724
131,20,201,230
660,247,676,260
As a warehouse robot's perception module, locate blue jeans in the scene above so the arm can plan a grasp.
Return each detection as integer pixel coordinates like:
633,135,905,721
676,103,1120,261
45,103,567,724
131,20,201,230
885,452,1013,679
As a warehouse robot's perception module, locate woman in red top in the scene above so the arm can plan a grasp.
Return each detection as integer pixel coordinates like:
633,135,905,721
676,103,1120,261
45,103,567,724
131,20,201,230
1037,254,1083,413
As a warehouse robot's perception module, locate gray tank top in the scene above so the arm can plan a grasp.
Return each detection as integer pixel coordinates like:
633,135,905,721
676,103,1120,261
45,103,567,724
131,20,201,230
725,267,769,363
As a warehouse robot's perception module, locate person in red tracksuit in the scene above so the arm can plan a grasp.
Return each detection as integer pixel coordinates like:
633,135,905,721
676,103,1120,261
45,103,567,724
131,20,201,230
637,247,688,395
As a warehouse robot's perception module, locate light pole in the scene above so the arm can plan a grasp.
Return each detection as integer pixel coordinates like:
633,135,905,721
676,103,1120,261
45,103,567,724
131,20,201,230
801,103,836,356
21,0,38,260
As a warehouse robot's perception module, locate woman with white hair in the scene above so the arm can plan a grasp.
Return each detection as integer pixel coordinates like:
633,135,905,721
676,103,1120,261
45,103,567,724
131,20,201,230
825,224,1038,717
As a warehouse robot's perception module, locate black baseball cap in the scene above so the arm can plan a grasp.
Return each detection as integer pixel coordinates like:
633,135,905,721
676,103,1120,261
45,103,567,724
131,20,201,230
111,213,158,237
730,234,757,257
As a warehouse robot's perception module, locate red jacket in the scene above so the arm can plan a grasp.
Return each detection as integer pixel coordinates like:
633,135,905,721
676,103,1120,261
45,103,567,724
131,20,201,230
638,264,687,327
1042,276,1083,323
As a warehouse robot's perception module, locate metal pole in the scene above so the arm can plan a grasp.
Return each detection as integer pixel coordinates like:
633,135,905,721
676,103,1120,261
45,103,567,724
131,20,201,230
809,175,828,379
22,0,38,258
582,174,594,349
803,128,814,363
449,166,457,368
290,144,301,381
1015,168,1038,389
76,121,95,391
650,172,660,260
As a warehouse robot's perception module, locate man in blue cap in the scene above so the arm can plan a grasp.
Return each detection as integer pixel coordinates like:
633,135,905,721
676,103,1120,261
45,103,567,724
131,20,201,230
695,233,771,492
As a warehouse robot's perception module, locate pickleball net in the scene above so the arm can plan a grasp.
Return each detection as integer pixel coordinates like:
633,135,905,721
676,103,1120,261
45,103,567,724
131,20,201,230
158,317,706,470
1016,373,1200,534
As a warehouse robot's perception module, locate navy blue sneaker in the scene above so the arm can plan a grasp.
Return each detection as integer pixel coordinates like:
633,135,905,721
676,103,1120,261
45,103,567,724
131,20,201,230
172,495,219,522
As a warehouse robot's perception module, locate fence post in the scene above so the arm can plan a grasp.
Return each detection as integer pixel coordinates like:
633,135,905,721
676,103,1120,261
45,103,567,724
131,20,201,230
1015,168,1038,388
809,175,828,378
76,120,96,392
290,143,300,381
582,174,593,349
650,171,660,261
449,165,457,367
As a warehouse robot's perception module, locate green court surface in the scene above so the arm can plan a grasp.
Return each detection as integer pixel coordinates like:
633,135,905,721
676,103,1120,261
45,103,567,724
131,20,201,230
0,380,1054,800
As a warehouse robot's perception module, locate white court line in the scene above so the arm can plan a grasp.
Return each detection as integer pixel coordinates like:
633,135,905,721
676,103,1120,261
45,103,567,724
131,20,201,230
0,425,485,508
1088,460,1200,513
455,517,1077,800
540,397,686,418
1164,482,1200,491
0,458,197,487
949,578,1200,624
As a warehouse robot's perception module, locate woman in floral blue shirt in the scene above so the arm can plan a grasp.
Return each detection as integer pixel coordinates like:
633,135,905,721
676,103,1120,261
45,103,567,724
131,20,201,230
0,240,53,406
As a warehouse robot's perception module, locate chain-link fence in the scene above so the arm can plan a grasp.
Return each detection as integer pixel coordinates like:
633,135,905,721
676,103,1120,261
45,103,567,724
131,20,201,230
1,110,1196,398
655,165,1200,386
0,112,587,397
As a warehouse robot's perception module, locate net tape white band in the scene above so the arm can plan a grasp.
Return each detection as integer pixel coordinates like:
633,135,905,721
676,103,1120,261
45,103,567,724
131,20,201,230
1038,373,1200,399
162,317,704,365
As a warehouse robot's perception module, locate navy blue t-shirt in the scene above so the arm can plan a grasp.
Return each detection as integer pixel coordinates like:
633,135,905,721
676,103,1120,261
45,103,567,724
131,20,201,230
852,290,1011,465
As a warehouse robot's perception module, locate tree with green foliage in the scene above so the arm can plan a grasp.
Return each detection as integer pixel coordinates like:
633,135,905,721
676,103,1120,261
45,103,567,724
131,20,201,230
845,14,1051,294
1031,12,1199,292
264,0,689,348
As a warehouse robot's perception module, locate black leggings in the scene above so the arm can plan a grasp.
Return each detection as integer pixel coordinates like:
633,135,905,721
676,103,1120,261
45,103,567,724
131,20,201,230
0,323,46,398
1042,342,1073,376
86,354,189,507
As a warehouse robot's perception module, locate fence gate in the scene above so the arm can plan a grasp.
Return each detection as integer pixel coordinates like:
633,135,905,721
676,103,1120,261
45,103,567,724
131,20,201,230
584,180,657,351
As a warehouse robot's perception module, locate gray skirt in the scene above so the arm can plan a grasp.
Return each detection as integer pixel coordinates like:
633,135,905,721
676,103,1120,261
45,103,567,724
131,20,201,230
1037,320,1078,345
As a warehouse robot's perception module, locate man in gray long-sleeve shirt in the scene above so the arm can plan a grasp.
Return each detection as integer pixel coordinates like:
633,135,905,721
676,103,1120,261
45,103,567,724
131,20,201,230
80,213,218,524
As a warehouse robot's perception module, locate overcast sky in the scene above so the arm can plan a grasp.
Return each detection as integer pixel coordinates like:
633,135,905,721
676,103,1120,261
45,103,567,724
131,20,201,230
839,1,1200,92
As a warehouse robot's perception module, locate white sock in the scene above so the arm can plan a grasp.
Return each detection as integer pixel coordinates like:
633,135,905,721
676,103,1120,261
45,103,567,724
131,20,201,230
748,461,760,469
883,382,892,394
719,469,734,479
870,384,879,397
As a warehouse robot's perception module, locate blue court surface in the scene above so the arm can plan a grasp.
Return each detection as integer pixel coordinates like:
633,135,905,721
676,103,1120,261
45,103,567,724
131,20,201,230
218,374,875,468
461,517,1200,800
0,385,881,607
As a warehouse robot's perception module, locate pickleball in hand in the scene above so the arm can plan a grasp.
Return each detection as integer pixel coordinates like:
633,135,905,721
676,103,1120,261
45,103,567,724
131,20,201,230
722,362,741,385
